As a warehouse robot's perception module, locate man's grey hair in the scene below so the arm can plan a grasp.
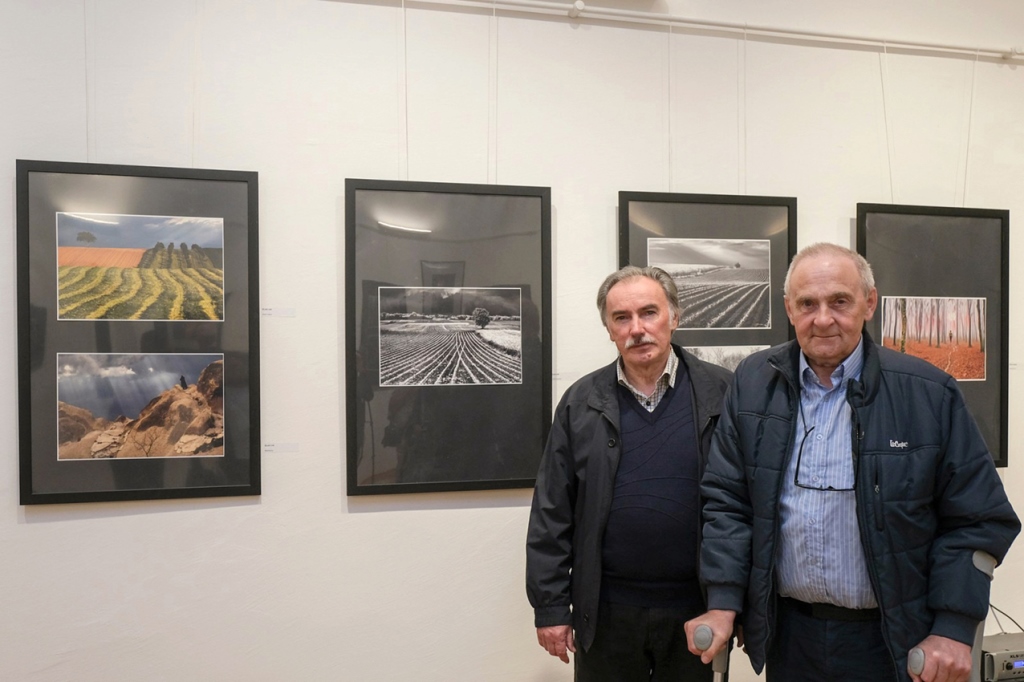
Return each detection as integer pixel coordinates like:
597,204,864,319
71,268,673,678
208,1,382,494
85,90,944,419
783,242,876,296
596,265,681,327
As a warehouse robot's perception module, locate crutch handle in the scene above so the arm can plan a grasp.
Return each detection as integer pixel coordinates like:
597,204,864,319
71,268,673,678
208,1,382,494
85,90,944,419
909,647,925,676
694,624,714,651
694,624,729,675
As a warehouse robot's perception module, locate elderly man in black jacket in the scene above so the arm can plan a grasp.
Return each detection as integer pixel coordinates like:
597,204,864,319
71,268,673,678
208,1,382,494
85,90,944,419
687,243,1019,682
526,265,732,681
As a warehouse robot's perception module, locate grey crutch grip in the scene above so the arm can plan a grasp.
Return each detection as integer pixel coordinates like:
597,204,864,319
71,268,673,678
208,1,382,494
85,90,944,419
909,647,925,676
694,624,729,675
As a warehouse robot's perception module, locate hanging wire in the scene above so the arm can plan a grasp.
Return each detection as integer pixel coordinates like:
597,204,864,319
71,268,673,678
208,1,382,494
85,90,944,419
667,24,673,191
738,27,747,195
191,0,201,167
878,42,896,203
401,0,411,180
83,0,92,161
991,604,1024,633
489,0,498,184
992,605,1006,634
960,48,979,206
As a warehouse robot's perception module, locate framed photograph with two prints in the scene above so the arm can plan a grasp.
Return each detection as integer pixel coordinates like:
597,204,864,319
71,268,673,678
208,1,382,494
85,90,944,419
17,160,261,504
346,179,551,495
618,192,796,371
857,203,1008,467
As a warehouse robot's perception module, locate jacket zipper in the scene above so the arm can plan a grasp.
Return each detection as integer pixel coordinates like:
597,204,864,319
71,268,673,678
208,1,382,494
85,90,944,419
848,399,897,677
763,358,801,659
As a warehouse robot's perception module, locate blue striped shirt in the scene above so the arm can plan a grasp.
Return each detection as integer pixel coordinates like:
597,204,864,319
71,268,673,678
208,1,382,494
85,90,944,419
775,339,877,609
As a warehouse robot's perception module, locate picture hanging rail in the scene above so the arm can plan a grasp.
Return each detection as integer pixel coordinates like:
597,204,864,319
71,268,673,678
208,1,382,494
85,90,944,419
857,202,1009,468
16,160,261,504
345,178,552,495
618,191,797,372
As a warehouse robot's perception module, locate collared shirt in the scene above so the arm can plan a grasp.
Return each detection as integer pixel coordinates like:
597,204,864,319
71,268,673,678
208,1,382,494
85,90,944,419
616,350,677,412
775,339,878,609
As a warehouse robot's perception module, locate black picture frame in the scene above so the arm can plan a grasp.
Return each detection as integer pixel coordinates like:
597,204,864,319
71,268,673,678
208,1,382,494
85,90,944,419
618,191,797,371
346,178,551,495
856,203,1009,468
17,160,261,504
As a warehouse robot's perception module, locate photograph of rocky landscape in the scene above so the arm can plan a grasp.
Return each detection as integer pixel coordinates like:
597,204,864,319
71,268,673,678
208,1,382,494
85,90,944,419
57,353,224,460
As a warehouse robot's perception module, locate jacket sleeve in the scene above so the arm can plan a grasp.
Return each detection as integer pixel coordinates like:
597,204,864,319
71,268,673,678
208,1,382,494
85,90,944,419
700,375,752,614
927,379,1021,645
525,395,577,628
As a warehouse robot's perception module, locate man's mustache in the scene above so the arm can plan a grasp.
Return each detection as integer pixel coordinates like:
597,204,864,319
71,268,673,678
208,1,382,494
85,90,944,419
624,334,657,349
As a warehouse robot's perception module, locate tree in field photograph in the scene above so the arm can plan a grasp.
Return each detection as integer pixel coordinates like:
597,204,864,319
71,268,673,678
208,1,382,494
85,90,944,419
648,237,771,329
56,353,225,460
378,287,522,386
881,296,986,381
56,212,224,321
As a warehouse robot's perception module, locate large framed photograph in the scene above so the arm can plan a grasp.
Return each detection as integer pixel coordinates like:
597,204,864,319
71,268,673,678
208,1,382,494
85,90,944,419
857,203,1008,467
17,160,260,504
618,192,796,370
346,179,551,495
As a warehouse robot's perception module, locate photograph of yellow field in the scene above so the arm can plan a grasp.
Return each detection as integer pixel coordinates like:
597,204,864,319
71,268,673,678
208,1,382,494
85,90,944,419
56,212,224,321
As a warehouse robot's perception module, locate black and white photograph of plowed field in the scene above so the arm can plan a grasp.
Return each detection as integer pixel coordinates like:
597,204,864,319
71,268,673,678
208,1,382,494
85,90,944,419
649,238,771,329
57,212,224,321
378,287,523,386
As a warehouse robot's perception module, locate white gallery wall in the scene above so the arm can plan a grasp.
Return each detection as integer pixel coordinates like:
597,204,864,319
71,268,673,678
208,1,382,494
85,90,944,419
2,1,1024,680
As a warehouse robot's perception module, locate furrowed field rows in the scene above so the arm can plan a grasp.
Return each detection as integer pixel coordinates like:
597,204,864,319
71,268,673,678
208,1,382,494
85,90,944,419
379,328,522,385
677,282,770,328
57,266,224,320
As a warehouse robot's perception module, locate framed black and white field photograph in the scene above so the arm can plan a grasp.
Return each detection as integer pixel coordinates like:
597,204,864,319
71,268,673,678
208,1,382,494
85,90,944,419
346,179,551,495
857,203,1008,467
378,286,523,387
619,192,796,368
17,159,260,504
649,238,771,330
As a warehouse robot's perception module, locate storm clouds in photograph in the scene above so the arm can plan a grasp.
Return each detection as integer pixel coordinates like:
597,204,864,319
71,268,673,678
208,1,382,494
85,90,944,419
649,238,771,329
56,353,226,460
378,287,523,386
58,353,221,421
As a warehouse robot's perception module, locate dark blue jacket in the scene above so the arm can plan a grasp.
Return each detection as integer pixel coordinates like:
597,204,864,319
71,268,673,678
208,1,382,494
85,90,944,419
526,345,732,651
701,332,1020,678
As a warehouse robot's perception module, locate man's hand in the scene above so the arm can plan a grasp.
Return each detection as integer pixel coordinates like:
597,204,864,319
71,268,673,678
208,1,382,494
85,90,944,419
908,634,972,682
537,625,575,664
684,609,736,664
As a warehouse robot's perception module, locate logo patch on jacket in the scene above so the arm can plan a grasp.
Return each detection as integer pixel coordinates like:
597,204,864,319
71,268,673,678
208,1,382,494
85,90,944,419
890,439,908,449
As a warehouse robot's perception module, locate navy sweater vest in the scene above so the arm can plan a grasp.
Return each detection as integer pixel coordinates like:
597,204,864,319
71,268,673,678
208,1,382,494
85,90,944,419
600,370,702,609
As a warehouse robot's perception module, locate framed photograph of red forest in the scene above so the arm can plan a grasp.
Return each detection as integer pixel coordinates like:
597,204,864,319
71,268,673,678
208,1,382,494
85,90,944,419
17,160,261,503
857,203,1008,467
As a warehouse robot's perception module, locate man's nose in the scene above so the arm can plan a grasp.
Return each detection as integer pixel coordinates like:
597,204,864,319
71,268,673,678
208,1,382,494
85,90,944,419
629,315,644,335
813,303,834,326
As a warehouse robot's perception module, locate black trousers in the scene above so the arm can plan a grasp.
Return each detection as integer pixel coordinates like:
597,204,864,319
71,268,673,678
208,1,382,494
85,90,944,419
575,602,713,682
766,598,899,682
